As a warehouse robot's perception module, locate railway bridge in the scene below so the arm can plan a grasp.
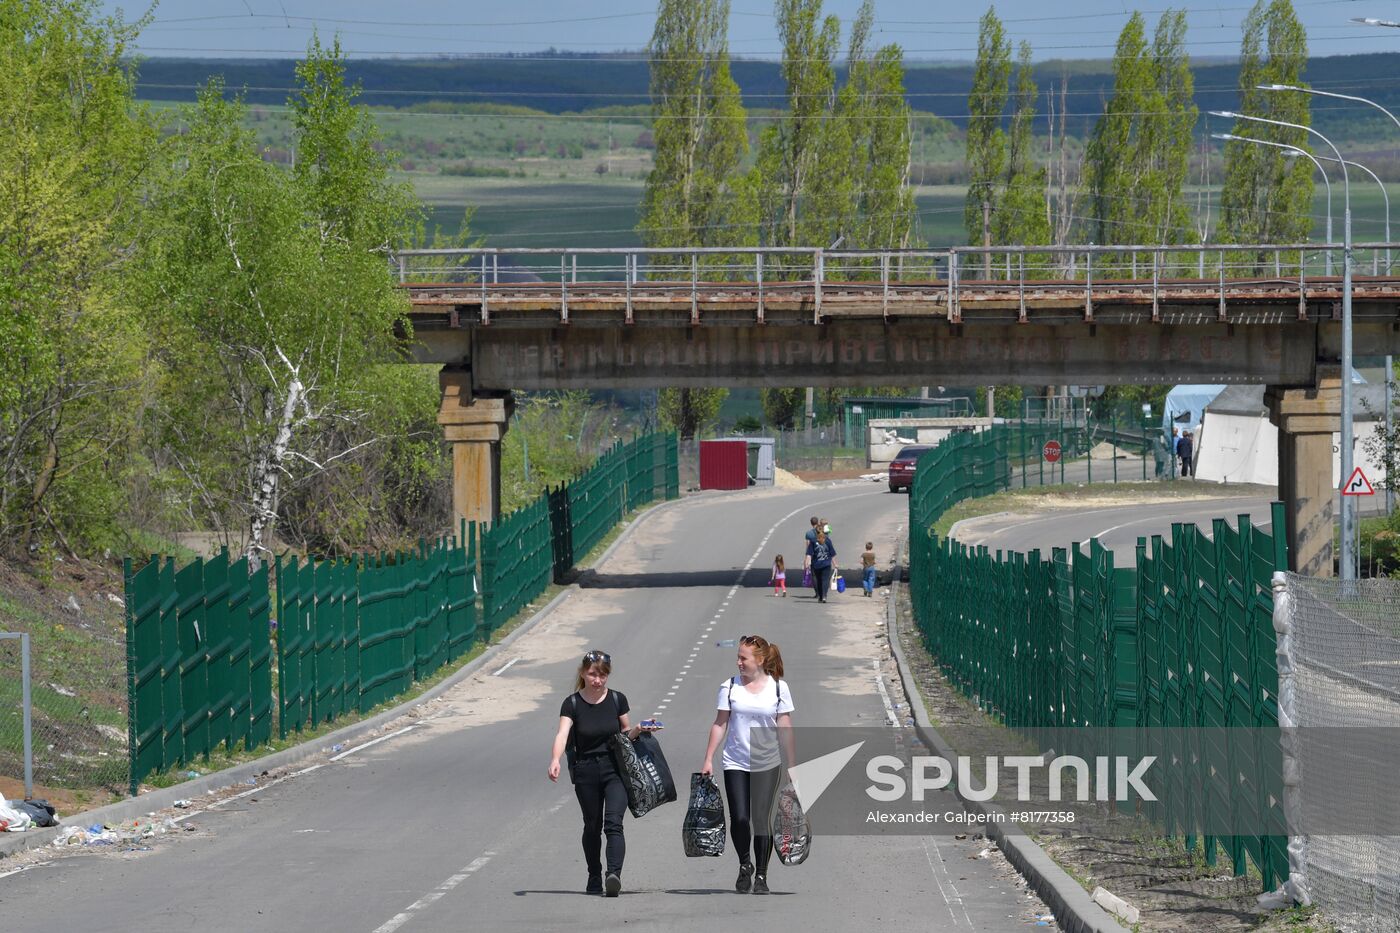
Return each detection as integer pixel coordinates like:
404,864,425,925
396,244,1400,576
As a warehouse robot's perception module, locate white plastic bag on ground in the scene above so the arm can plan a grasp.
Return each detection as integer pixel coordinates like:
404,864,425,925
0,797,34,832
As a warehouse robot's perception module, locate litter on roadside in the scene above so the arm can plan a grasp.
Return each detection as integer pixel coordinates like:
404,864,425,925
53,817,179,847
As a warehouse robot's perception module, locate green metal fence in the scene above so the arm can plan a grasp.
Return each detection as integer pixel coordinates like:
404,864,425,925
125,432,679,793
906,424,1290,889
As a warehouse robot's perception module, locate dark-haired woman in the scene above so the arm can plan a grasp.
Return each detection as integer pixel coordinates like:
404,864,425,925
549,650,657,896
699,634,796,895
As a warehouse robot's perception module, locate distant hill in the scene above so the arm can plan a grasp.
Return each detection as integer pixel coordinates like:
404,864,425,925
130,51,1400,141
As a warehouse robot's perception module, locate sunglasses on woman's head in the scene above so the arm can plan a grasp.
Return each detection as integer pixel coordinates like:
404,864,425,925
583,651,611,664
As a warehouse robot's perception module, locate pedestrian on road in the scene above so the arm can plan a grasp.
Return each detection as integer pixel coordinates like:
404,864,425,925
1179,431,1194,478
699,634,796,896
802,516,820,598
1174,428,1186,476
806,529,837,602
549,650,659,897
861,542,877,597
770,554,787,597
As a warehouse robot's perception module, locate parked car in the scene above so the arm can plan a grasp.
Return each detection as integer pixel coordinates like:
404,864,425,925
887,444,931,493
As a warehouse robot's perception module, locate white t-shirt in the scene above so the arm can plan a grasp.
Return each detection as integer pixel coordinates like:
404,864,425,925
717,675,795,772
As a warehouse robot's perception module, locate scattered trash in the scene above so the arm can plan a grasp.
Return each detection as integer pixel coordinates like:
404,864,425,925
244,778,258,785
106,593,124,606
331,744,344,753
1256,887,1292,910
65,595,81,614
49,683,77,698
173,800,192,809
715,639,737,648
184,770,200,779
54,817,179,848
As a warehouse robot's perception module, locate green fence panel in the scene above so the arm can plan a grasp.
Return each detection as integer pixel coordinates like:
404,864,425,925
446,527,478,661
276,556,305,740
202,553,234,754
124,556,164,794
156,556,182,771
341,559,360,719
358,554,392,712
248,560,273,750
175,557,209,761
225,555,253,753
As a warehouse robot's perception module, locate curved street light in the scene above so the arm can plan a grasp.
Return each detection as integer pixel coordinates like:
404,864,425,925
1259,82,1399,516
1211,132,1334,274
1210,108,1357,579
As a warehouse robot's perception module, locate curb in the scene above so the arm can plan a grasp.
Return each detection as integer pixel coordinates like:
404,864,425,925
0,495,688,862
945,511,1011,541
883,537,1121,933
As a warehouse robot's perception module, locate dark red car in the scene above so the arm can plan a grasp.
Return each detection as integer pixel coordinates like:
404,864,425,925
887,445,931,493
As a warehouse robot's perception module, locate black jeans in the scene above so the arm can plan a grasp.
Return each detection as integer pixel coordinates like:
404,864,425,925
724,767,780,873
813,564,833,601
572,755,626,875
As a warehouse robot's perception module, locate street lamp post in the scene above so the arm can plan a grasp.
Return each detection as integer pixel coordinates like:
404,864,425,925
1212,133,1333,274
1262,81,1398,517
1211,109,1357,579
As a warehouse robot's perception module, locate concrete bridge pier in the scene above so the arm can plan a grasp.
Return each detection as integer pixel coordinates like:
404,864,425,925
437,367,513,529
1266,367,1341,577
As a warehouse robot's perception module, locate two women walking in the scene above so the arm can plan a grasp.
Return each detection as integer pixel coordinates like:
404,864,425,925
549,635,796,897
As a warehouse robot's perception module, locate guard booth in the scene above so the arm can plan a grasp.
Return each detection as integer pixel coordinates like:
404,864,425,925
699,438,776,490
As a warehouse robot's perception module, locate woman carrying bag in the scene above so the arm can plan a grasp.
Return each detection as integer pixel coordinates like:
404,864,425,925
549,650,660,897
699,634,796,895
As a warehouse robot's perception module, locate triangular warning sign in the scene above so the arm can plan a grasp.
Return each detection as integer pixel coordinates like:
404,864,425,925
1342,466,1375,496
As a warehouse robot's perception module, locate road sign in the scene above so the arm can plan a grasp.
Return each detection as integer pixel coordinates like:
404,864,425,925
1043,440,1062,463
1342,466,1375,496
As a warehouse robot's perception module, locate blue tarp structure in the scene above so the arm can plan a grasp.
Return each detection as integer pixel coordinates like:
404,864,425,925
1161,384,1225,441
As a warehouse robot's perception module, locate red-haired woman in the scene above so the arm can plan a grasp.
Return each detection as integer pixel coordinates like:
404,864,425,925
699,634,796,895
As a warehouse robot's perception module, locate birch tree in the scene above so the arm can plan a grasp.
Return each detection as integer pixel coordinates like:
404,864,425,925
147,40,419,566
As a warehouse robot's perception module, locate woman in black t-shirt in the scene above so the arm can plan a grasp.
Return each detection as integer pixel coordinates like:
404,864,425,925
548,650,657,896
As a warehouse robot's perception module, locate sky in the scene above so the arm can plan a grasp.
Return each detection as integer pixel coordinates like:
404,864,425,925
97,0,1400,63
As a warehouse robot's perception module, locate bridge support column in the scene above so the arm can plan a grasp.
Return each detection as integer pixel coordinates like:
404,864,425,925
1266,367,1341,577
438,368,513,528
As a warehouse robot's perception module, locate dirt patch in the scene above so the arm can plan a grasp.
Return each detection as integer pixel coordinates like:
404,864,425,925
792,467,872,482
774,467,813,490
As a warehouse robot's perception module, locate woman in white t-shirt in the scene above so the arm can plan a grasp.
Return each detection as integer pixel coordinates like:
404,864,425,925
699,634,796,895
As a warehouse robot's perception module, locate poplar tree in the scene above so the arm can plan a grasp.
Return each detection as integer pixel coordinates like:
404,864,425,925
993,42,1051,256
964,8,1011,276
753,0,841,251
640,0,748,435
1083,11,1197,259
1219,0,1312,263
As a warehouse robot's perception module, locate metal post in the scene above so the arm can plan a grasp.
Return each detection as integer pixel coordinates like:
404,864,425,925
756,253,764,323
21,632,31,799
1388,355,1396,515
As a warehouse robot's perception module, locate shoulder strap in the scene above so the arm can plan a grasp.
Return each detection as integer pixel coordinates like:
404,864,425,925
728,676,737,707
774,678,784,714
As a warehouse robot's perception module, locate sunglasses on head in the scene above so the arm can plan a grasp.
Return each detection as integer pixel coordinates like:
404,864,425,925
583,651,611,664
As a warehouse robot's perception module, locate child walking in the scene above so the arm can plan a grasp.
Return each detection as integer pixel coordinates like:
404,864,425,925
770,555,787,597
861,543,877,597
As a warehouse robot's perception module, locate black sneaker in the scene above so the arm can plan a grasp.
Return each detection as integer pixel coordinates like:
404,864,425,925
604,872,622,897
586,872,603,895
735,860,754,893
752,873,770,895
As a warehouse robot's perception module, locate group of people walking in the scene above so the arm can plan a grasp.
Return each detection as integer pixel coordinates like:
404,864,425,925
770,516,878,602
549,637,794,896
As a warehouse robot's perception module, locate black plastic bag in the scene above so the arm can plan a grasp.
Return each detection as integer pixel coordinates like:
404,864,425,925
682,772,726,857
608,731,677,818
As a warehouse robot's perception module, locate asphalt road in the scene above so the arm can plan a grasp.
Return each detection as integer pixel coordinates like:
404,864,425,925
1,481,1050,933
948,495,1280,564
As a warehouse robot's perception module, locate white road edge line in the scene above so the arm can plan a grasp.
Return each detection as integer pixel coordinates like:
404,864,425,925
874,659,899,728
371,851,496,933
173,762,327,822
491,657,521,676
329,726,418,762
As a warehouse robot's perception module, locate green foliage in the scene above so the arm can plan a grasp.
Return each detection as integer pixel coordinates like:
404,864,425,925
995,43,1052,253
638,0,750,264
965,8,1011,260
1220,0,1313,261
761,388,805,429
499,392,610,513
1083,11,1198,256
143,39,424,564
659,388,727,439
0,0,158,555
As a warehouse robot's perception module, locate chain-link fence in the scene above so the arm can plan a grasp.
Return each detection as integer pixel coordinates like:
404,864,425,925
1,630,127,800
1275,573,1400,931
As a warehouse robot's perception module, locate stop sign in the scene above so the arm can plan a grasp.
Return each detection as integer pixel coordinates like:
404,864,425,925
1043,440,1062,463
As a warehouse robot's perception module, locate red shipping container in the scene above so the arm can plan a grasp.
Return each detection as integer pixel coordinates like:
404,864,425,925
699,440,749,490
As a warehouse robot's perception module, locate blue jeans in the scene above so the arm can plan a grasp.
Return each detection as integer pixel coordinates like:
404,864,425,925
863,566,876,594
